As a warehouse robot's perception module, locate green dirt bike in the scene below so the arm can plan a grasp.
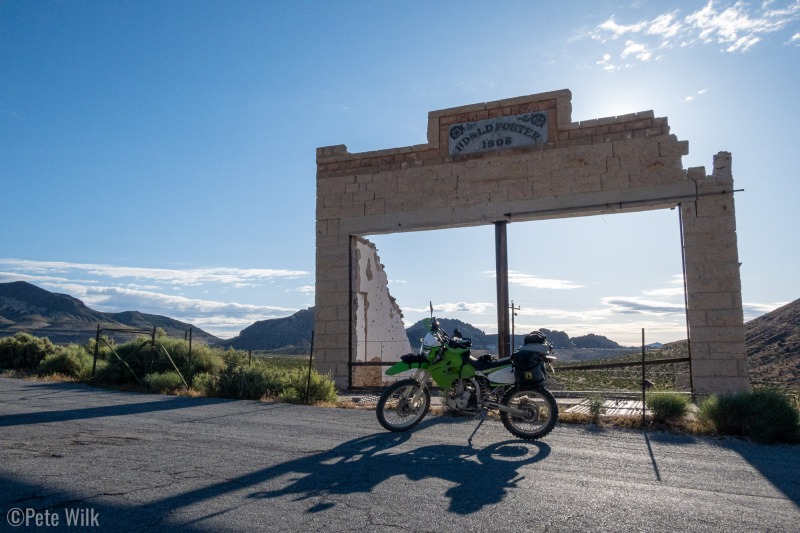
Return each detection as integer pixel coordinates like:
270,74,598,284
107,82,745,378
376,317,558,443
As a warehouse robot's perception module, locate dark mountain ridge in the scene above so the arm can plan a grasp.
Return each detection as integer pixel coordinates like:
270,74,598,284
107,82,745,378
222,308,314,354
0,281,221,345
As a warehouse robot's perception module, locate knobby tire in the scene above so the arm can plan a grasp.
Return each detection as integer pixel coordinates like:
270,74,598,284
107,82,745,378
376,378,430,432
500,386,558,440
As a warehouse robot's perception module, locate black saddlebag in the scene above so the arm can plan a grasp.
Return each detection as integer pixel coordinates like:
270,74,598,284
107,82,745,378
510,350,546,387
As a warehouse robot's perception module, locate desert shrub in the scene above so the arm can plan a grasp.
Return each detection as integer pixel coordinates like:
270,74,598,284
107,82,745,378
184,343,225,377
37,345,93,379
0,333,58,369
96,349,142,385
216,364,283,400
145,371,187,394
587,395,606,423
145,337,226,378
91,336,225,386
699,389,799,443
278,368,338,404
191,372,219,397
647,392,690,422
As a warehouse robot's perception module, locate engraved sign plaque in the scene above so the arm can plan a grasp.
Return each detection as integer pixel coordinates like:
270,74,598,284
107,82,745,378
448,111,548,156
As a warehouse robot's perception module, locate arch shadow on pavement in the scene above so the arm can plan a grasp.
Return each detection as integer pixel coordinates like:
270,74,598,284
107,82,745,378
154,427,551,517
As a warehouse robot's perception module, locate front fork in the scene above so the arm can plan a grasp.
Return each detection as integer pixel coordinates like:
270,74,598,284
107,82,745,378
405,369,430,405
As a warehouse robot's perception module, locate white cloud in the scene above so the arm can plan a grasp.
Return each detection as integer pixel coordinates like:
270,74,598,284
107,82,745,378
585,1,800,68
0,259,308,286
597,53,619,72
405,302,495,315
743,301,788,320
39,282,298,339
593,16,648,40
685,1,792,49
643,286,685,297
601,296,686,315
485,270,583,290
621,40,653,60
684,87,710,102
647,12,683,38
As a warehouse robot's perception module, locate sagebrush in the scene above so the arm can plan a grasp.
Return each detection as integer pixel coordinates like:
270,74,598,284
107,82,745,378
1,332,338,404
699,389,799,443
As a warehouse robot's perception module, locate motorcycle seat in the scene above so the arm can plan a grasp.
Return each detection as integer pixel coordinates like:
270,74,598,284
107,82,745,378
400,353,429,367
470,354,511,371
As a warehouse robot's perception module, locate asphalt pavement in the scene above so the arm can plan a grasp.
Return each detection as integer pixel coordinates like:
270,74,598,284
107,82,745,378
1,377,798,532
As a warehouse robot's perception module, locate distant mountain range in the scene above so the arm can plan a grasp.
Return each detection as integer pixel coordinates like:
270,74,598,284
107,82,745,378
1,281,797,389
0,281,220,345
404,317,631,353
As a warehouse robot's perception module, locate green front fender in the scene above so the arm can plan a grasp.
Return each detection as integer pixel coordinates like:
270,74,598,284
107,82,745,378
385,359,429,376
385,361,411,376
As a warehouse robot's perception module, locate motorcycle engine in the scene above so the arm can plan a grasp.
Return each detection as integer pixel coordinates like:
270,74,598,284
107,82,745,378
448,379,476,411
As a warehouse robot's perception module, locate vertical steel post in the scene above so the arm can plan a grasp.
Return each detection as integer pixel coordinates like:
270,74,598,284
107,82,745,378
642,328,647,424
677,204,694,393
306,330,315,405
92,324,100,381
495,221,510,358
188,328,193,381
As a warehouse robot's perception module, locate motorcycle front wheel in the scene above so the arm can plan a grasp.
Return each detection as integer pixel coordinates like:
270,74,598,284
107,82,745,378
376,378,430,432
500,386,558,440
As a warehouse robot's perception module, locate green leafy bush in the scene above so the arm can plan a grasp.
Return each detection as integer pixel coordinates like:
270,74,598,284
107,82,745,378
278,368,338,404
699,389,799,443
647,392,690,422
0,333,58,369
184,343,226,377
37,345,93,379
145,371,187,394
3,333,338,405
190,372,219,396
586,395,606,423
216,364,283,400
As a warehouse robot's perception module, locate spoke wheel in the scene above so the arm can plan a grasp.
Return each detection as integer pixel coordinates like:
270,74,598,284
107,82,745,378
376,379,430,432
500,386,558,440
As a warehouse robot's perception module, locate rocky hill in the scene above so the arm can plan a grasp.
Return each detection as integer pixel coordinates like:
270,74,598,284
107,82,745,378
744,298,799,390
652,298,799,391
0,281,221,345
222,308,314,354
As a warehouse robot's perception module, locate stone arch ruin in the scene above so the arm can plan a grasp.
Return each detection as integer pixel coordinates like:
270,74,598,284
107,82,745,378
315,89,748,395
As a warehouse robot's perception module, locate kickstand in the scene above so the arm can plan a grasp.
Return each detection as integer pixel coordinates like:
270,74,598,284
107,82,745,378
468,408,488,446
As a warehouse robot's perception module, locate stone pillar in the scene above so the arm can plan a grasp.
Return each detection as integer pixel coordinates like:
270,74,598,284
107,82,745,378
314,217,352,389
681,152,749,394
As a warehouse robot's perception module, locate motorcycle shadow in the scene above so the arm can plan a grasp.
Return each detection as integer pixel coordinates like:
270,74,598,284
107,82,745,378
247,428,551,515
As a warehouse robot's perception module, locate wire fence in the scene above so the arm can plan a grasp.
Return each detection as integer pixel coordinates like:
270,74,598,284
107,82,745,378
550,348,692,396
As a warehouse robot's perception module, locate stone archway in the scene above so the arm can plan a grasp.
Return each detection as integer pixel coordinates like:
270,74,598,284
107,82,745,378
315,89,747,395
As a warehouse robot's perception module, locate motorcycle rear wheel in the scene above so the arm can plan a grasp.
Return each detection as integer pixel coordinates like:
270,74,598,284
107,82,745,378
500,386,558,440
376,378,430,432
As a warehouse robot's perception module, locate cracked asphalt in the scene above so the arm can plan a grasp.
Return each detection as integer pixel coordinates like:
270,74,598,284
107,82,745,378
1,377,798,532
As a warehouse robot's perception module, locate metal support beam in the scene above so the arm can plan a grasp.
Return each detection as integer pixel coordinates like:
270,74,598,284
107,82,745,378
495,221,510,358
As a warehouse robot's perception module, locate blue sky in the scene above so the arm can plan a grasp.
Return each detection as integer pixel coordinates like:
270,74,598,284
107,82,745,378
2,1,798,345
